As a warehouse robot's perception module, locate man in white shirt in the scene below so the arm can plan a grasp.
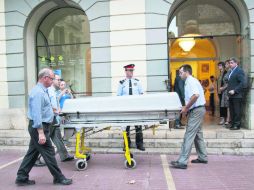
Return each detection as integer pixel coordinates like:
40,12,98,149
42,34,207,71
48,74,74,162
171,64,208,169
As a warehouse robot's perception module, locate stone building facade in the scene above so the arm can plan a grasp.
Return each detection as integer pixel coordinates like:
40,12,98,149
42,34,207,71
1,0,254,145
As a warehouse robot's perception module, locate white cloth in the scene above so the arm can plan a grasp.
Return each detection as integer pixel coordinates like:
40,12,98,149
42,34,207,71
117,78,143,96
228,65,237,79
184,75,206,110
48,86,59,111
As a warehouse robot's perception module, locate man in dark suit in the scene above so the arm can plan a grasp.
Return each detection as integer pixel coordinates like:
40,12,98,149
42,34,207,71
227,57,245,130
174,70,185,129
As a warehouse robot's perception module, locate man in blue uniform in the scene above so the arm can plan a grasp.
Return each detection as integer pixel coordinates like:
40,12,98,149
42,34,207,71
117,64,145,151
15,68,72,186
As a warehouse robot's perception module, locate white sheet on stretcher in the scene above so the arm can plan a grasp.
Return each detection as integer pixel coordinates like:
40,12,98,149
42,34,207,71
61,93,182,130
62,92,182,114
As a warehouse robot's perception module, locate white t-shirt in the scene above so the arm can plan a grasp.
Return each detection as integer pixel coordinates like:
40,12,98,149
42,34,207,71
184,75,206,110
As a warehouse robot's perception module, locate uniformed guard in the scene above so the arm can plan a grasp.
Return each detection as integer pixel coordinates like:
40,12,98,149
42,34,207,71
117,64,145,151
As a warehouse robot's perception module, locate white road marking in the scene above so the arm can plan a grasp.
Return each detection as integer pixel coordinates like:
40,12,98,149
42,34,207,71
161,154,176,190
0,157,23,170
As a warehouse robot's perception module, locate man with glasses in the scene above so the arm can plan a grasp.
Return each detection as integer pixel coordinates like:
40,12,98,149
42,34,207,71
15,68,72,186
227,57,245,130
34,74,74,166
170,64,207,169
48,74,74,161
117,64,145,151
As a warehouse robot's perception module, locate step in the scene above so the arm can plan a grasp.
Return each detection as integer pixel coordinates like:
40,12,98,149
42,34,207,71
1,128,254,155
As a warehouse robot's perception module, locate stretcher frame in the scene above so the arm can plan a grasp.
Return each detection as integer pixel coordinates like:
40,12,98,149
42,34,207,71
61,93,182,170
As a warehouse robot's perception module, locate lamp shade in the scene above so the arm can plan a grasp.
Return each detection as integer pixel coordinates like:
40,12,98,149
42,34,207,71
179,37,196,52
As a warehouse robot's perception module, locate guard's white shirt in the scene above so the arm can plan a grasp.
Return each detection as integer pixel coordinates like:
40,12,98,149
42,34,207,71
117,78,143,96
184,75,206,110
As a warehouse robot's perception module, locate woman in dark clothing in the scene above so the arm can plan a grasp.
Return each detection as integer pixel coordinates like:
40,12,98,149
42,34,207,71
219,60,231,125
217,62,227,124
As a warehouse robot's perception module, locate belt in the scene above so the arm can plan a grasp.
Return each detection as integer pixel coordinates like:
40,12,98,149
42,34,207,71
189,105,205,112
29,120,51,126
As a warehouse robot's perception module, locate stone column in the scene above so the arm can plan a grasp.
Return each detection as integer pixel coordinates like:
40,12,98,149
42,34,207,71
109,0,147,94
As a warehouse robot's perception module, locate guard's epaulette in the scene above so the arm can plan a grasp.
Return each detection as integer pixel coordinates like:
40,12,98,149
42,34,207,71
134,78,139,81
119,79,126,84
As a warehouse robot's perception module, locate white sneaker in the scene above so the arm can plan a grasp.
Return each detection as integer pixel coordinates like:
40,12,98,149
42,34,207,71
219,118,224,125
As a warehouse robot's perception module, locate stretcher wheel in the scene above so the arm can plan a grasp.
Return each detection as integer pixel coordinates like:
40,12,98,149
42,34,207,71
76,159,88,171
124,158,136,169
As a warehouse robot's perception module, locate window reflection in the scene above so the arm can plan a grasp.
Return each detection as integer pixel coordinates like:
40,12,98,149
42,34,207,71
36,8,91,96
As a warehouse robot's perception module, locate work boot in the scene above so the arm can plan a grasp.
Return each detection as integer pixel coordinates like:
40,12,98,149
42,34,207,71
136,144,145,151
135,126,145,151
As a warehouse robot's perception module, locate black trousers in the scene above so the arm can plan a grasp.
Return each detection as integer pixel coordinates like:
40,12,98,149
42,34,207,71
229,98,242,128
126,126,143,146
218,94,227,118
49,126,69,161
16,121,65,182
209,93,215,115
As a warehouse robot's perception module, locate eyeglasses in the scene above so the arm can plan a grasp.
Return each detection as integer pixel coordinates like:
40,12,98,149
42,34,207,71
179,71,184,75
125,69,134,72
45,76,54,81
54,78,61,81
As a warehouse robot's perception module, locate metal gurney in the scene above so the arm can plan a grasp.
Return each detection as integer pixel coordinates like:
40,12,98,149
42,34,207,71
61,92,182,170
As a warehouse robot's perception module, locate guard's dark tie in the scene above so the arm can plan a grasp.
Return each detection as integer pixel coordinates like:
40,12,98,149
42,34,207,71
129,79,132,95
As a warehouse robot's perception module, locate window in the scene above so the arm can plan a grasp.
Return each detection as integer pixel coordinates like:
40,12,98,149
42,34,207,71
36,8,91,96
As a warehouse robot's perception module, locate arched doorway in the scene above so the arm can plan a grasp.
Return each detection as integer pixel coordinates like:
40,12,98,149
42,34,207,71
36,7,91,96
167,0,246,126
24,0,92,99
170,36,217,103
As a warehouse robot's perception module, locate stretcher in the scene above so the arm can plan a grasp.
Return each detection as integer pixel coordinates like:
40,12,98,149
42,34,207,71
61,92,182,171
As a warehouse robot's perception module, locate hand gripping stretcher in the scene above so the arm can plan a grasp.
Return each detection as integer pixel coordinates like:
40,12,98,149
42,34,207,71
60,92,182,171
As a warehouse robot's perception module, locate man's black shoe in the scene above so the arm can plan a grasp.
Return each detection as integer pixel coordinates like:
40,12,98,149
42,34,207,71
171,162,187,169
137,145,145,151
230,126,240,130
62,155,74,162
191,159,208,164
53,178,72,185
15,179,35,186
170,160,179,166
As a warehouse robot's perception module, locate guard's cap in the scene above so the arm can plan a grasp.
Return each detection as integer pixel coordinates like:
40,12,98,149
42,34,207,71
124,64,135,69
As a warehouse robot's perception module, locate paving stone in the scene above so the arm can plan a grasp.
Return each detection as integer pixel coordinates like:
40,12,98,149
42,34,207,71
0,129,29,138
154,139,182,148
0,139,6,145
203,131,217,138
166,130,185,138
207,139,241,148
5,138,24,146
243,131,254,138
217,131,244,139
206,147,222,155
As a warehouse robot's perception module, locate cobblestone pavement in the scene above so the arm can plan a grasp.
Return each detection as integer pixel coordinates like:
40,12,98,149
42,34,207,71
0,149,254,190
